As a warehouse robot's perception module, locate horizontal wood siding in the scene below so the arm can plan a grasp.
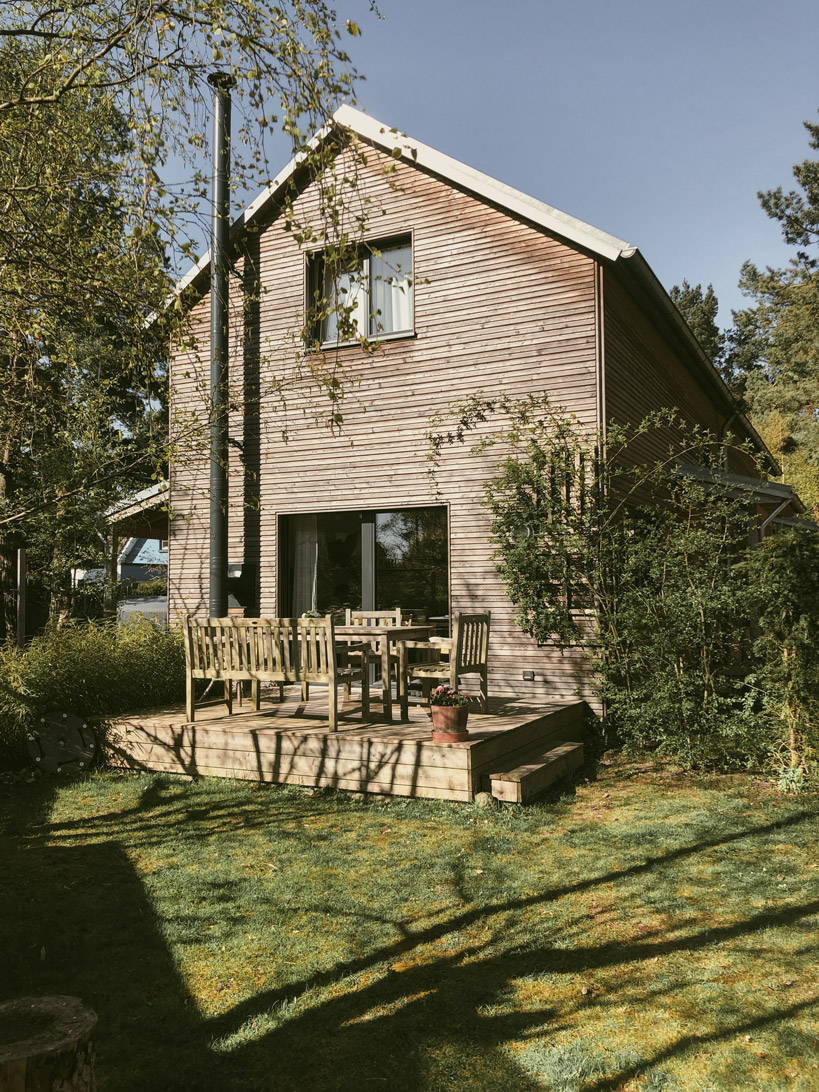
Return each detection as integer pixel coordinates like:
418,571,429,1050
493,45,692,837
602,267,761,475
169,144,601,702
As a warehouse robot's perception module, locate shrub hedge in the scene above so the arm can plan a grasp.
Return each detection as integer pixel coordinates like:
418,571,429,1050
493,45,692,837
0,618,185,767
430,394,819,785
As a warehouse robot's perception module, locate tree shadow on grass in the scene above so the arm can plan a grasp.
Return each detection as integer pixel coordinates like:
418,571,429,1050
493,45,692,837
1,776,228,1090
201,884,819,1091
3,841,232,1089
2,776,552,1089
206,806,819,1036
205,806,819,1090
218,922,819,1092
2,777,817,1091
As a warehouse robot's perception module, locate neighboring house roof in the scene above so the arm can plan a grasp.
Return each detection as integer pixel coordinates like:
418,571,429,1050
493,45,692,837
107,481,169,539
171,104,777,474
107,480,168,518
120,537,168,566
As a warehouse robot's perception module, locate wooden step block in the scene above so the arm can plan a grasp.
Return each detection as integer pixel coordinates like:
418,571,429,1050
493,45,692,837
488,741,584,804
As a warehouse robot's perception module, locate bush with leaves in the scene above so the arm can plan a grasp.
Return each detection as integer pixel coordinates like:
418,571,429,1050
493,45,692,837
428,393,815,775
743,531,819,788
597,482,762,769
118,577,168,600
0,619,185,767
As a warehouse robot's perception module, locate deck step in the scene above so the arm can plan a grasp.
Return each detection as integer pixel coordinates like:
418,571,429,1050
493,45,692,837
488,741,584,804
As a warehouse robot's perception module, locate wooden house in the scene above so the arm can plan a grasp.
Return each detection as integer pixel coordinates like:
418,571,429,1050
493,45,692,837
166,105,800,708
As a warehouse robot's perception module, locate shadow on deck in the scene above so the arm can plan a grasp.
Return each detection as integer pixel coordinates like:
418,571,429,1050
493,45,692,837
106,692,588,803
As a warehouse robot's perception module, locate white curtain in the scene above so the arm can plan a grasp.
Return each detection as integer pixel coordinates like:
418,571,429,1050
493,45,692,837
370,245,412,335
322,267,366,343
291,514,319,616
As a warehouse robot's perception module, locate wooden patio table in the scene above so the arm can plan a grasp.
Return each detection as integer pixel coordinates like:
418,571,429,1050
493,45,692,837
335,623,434,722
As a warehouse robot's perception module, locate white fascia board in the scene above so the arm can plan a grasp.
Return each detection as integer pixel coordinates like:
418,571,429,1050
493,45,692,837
106,480,168,519
118,537,139,564
333,105,631,262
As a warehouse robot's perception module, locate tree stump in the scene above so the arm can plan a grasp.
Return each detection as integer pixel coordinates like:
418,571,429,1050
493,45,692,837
0,996,97,1091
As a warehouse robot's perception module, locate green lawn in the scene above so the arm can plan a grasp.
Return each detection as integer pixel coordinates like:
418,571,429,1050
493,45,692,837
2,759,818,1091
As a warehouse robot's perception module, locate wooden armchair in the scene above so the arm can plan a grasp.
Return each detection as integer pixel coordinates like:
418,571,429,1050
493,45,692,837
344,608,404,627
339,607,404,687
343,608,403,657
397,611,491,720
296,616,372,729
344,608,404,643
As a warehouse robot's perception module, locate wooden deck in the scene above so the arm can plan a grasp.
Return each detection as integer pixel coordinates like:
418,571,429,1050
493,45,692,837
106,691,588,802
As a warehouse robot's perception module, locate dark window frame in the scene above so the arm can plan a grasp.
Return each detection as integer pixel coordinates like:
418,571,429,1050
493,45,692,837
305,233,415,349
277,504,449,626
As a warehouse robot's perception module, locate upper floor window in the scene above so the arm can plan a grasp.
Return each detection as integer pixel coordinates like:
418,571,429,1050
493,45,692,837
310,236,413,346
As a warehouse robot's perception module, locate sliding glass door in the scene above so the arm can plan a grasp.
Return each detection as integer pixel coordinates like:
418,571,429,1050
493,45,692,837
280,506,448,623
374,509,447,620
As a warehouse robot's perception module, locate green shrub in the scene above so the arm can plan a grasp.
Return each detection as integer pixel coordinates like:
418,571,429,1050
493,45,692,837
118,577,168,599
743,530,819,786
429,393,819,778
0,618,185,767
598,495,763,769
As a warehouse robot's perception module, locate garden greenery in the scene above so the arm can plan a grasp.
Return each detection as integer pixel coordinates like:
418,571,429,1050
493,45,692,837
0,618,185,766
427,394,819,783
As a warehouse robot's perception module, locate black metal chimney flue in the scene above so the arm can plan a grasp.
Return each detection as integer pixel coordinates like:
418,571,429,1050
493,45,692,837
208,71,236,618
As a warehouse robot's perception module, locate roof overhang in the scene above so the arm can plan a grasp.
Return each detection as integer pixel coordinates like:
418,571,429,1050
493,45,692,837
676,462,807,515
106,481,169,539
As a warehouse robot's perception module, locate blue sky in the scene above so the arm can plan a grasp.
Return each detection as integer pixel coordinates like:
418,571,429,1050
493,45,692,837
298,0,818,326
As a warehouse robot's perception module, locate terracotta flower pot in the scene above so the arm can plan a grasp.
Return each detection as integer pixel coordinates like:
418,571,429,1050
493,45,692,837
430,704,469,743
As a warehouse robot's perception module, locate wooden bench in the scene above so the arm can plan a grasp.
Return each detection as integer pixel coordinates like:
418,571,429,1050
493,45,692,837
183,616,370,731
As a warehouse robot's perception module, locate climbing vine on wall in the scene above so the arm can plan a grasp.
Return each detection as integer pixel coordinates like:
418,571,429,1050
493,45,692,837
427,394,819,777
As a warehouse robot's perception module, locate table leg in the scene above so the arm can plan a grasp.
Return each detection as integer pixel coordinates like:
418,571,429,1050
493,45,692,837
380,636,393,722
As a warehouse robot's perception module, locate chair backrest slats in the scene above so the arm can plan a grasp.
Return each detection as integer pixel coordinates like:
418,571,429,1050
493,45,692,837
345,608,403,628
205,623,218,673
453,612,491,673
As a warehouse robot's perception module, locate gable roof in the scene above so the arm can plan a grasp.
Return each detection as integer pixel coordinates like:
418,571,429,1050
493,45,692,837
173,103,634,300
172,105,779,475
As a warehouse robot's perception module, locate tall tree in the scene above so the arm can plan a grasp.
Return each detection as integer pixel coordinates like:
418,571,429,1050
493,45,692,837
670,280,725,368
0,2,367,631
0,1,363,255
0,76,169,632
725,111,819,516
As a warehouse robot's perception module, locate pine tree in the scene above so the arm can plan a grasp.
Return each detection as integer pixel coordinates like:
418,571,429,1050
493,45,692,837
726,111,819,516
670,280,725,367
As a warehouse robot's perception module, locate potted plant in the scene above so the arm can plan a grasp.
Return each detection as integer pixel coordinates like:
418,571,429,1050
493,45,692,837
429,685,470,742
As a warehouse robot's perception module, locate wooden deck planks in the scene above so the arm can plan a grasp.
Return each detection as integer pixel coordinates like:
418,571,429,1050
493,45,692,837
106,696,588,802
488,742,586,804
